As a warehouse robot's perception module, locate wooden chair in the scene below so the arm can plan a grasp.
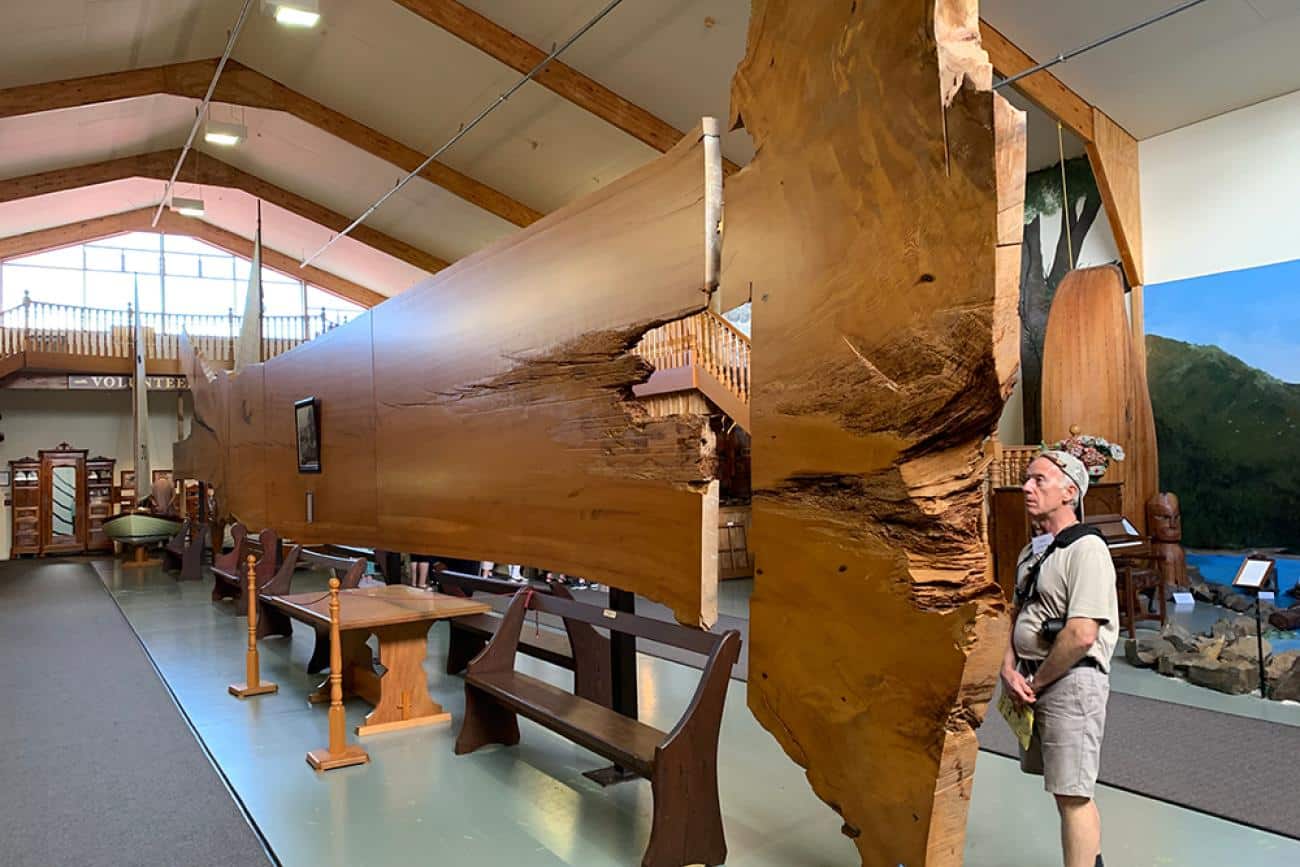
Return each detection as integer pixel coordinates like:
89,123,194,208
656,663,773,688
456,590,741,867
436,571,611,707
1115,559,1166,638
253,543,303,640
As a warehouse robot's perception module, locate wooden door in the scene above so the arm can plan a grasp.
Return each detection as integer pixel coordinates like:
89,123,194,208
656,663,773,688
40,450,87,554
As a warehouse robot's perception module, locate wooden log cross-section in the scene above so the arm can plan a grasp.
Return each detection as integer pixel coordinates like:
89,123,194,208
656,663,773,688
725,1,1025,864
176,123,724,627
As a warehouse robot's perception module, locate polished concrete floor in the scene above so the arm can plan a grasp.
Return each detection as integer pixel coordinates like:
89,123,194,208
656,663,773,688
96,561,1300,866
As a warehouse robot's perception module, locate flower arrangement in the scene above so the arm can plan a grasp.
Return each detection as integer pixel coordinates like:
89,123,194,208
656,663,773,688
1044,434,1126,479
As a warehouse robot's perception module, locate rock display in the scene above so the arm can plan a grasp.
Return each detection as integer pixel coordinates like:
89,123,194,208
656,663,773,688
1128,617,1298,699
1268,605,1300,631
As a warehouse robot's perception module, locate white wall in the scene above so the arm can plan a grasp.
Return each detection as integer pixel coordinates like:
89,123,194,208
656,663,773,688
0,390,182,559
1142,88,1300,285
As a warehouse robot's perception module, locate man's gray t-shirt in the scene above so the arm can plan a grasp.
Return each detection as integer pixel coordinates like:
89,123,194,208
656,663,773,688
1013,534,1119,673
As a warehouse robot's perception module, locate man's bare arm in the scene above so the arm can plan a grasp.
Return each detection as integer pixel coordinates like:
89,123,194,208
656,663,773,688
1030,617,1100,689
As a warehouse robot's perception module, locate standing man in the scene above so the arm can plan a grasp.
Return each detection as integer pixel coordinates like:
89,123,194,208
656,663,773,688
1002,450,1118,867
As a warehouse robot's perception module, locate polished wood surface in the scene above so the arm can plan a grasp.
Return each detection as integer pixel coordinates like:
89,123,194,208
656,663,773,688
269,586,488,736
267,585,490,630
176,124,721,627
1041,265,1157,532
728,3,1020,863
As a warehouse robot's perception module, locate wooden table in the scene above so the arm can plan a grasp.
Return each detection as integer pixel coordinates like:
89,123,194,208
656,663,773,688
264,585,490,737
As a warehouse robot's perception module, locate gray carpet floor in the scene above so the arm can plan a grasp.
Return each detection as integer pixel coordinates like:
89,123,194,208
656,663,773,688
978,687,1300,841
0,560,272,867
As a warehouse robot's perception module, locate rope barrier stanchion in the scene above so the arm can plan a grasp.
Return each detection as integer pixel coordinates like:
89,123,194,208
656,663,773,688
307,577,369,771
229,554,278,699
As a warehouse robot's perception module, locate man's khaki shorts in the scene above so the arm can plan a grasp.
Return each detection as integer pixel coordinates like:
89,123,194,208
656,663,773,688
1019,666,1109,798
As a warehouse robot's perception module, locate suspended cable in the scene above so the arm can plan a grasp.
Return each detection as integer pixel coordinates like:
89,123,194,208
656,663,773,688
1057,122,1074,270
300,0,629,269
994,0,1211,91
151,0,256,227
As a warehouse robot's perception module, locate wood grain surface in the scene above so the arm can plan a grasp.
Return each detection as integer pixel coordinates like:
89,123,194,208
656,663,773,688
728,2,1021,863
176,126,720,626
267,585,489,630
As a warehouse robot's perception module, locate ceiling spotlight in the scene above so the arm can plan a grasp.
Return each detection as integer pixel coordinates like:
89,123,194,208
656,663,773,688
170,196,206,218
265,0,320,28
203,119,247,147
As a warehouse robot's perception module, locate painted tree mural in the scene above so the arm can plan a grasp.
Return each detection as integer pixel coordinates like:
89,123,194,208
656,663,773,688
1020,157,1103,442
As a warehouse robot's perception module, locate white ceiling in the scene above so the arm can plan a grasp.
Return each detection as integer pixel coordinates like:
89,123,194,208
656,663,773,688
983,0,1300,139
0,0,1297,297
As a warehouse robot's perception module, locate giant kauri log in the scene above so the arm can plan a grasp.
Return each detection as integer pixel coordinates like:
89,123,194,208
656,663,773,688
175,126,722,626
725,1,1025,863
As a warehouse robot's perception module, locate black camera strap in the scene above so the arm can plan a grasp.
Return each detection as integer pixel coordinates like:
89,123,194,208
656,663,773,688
1014,523,1105,608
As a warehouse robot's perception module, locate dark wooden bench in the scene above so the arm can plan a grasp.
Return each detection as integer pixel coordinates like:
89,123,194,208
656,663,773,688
210,523,249,602
435,571,611,707
455,590,741,867
163,519,207,582
298,548,368,673
212,526,279,611
251,541,304,640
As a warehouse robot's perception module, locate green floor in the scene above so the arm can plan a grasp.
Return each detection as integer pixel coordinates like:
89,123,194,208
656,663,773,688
98,561,1300,866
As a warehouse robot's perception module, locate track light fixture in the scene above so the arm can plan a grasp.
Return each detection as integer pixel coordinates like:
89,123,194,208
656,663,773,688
170,196,206,218
264,0,320,28
203,119,247,146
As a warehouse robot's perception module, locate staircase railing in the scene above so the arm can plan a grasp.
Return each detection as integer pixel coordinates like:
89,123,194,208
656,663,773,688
636,310,750,406
0,294,357,366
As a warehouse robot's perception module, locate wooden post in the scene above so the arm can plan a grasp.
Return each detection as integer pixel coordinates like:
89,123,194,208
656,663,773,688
229,554,278,698
307,578,369,771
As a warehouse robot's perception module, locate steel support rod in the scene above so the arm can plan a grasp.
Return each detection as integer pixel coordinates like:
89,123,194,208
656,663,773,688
300,0,629,268
994,0,1210,91
151,0,256,226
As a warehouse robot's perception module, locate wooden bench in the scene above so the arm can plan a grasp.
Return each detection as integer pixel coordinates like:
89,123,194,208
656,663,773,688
298,548,369,673
455,590,741,867
210,523,249,602
212,526,279,611
436,571,612,707
163,519,207,582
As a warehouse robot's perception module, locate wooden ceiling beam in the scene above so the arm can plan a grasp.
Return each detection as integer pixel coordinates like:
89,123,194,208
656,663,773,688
0,207,385,308
390,0,741,174
980,20,1144,288
0,60,542,228
0,150,449,274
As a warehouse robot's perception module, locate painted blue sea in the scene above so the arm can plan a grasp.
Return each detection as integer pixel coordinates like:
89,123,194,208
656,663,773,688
1188,552,1299,600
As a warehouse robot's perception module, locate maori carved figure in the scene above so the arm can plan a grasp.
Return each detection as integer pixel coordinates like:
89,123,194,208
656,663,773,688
726,1,1025,864
1147,492,1188,588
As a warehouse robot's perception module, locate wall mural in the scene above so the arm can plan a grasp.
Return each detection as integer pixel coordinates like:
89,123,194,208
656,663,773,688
1145,262,1300,597
1018,156,1104,443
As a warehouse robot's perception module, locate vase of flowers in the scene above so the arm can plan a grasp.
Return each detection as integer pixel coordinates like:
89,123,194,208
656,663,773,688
1044,433,1125,480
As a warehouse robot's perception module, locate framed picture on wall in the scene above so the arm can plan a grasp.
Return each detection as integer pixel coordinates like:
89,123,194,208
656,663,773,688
295,396,321,473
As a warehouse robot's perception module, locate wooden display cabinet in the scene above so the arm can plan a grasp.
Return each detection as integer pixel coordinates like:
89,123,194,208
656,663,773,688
85,456,116,552
39,445,87,555
8,457,41,557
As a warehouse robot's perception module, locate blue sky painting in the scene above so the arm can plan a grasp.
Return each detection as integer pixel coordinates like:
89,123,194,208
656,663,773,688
1145,258,1300,383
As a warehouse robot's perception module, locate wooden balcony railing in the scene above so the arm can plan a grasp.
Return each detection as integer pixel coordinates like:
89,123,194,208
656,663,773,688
0,294,356,368
634,310,750,429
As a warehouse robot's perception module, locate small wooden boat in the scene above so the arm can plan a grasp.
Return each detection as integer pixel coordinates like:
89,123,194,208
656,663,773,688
102,511,183,543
